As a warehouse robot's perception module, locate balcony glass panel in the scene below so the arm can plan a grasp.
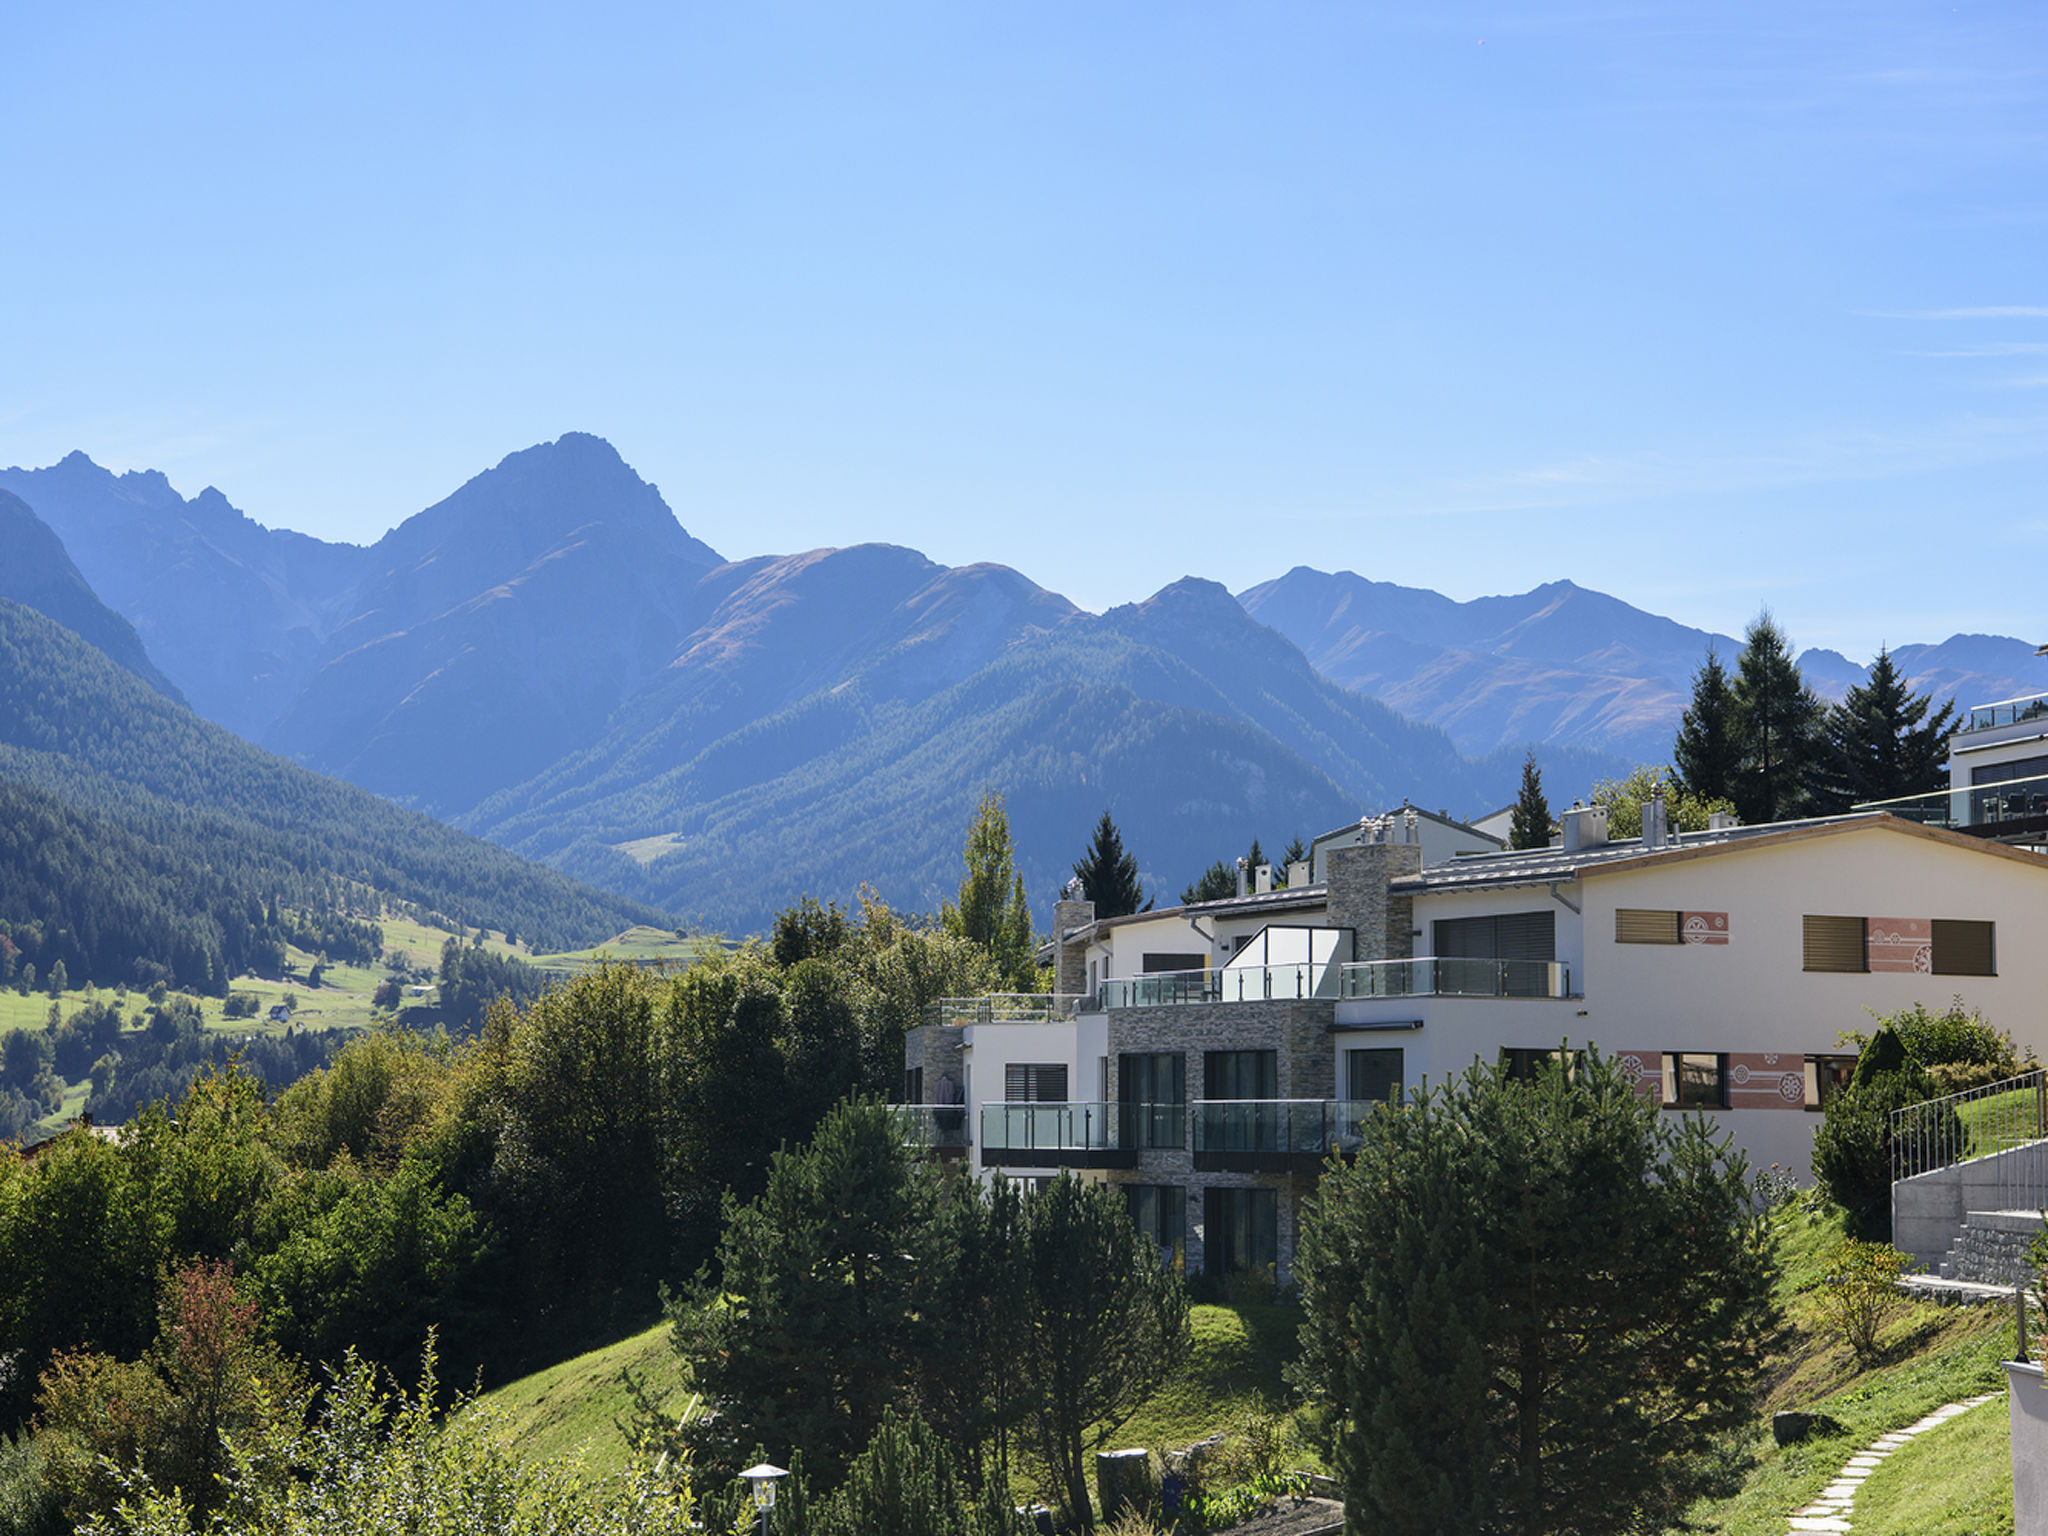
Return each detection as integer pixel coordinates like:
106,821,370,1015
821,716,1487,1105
1965,693,2048,732
893,1105,972,1150
1191,1099,1381,1155
921,994,1082,1028
977,1102,1184,1154
1854,770,2048,830
1336,957,1571,999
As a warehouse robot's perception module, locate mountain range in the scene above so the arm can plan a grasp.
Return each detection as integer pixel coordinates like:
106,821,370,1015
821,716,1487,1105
6,434,2043,932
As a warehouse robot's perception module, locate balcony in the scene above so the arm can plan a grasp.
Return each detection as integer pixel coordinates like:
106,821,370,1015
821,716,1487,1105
1192,1099,1382,1173
893,1104,972,1155
977,1102,1184,1169
921,994,1082,1029
1095,956,1571,1009
1856,771,2048,839
1962,692,2048,733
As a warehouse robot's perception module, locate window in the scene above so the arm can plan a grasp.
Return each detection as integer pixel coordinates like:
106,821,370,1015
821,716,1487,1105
1616,908,1681,944
1803,1055,1857,1111
1125,1185,1185,1262
1661,1052,1727,1110
1204,1050,1277,1100
1434,911,1556,962
904,1066,923,1104
1931,920,1995,976
1501,1047,1571,1083
1803,915,1867,973
1142,952,1208,974
1203,1186,1277,1278
1120,1052,1186,1147
1974,755,2048,786
1005,1063,1068,1102
1345,1048,1404,1103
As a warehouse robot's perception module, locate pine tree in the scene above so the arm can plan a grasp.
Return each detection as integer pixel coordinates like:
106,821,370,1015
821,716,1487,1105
1730,612,1827,824
1070,811,1146,920
1508,752,1552,850
1673,647,1741,805
1180,860,1237,905
1813,648,1956,813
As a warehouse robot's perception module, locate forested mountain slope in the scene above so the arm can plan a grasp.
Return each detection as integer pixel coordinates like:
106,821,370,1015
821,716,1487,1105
0,489,185,703
0,598,669,987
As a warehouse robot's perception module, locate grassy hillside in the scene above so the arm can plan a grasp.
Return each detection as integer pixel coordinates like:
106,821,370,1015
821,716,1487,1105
528,926,722,977
471,1322,688,1477
1676,1200,2015,1535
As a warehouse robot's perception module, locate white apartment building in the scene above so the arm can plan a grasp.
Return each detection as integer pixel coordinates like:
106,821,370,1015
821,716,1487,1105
902,802,2048,1284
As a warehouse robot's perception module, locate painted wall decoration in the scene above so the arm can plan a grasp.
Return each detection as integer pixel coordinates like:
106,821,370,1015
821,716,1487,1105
1867,916,1932,974
1726,1052,1806,1110
1682,911,1730,945
1615,1051,1661,1100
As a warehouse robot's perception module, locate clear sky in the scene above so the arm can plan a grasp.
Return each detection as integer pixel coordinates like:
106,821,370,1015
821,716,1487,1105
4,1,2044,657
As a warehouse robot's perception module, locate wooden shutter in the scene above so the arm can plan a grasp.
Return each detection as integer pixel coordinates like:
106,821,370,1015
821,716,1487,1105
1615,908,1681,944
1802,915,1866,973
1931,919,1995,976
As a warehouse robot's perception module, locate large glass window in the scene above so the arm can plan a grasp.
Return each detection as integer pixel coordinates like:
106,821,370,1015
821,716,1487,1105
1345,1048,1404,1103
1120,1052,1186,1147
1203,1186,1277,1278
1125,1184,1185,1264
1434,911,1555,962
1204,1049,1278,1100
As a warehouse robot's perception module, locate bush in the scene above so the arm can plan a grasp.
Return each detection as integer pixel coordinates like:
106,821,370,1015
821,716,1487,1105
0,1430,65,1536
222,992,260,1020
1819,1238,1916,1360
1811,1028,1947,1240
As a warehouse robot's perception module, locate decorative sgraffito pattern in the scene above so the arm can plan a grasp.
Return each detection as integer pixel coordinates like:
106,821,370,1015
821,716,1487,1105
1866,916,1931,974
1681,911,1730,945
1728,1051,1806,1110
1615,1051,1661,1100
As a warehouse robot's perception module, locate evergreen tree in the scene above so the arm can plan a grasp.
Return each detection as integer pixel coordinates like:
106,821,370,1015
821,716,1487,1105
1292,1048,1782,1536
1813,647,1956,813
1508,752,1552,850
1245,836,1267,875
1069,811,1146,920
1673,647,1741,805
1277,836,1308,884
1730,612,1827,824
1179,860,1236,905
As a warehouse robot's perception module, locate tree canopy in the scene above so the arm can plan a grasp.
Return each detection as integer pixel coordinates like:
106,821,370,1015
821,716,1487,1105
1508,751,1552,850
1070,810,1147,919
1729,612,1827,824
941,793,1036,989
1813,647,1955,812
1293,1047,1782,1536
1674,646,1741,805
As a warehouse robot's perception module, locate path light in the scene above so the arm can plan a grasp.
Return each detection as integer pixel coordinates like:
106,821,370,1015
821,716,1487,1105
739,1463,787,1536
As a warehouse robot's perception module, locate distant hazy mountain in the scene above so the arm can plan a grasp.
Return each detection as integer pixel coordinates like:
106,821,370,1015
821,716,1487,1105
1238,566,2048,766
462,565,1563,931
266,433,726,813
0,453,361,738
0,489,185,702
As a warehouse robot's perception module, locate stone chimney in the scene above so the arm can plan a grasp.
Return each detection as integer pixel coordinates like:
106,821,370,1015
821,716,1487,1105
1052,893,1095,997
1325,842,1422,963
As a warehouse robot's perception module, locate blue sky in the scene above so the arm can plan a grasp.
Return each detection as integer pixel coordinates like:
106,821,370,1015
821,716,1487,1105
3,1,2044,657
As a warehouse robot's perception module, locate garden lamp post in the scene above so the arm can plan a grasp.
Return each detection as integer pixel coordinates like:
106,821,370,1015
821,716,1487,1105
739,1463,787,1536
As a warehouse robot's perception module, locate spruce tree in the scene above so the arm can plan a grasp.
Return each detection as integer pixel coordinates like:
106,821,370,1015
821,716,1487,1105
1070,811,1146,920
1813,647,1956,813
1180,860,1236,905
1508,752,1552,850
1730,611,1826,824
1673,647,1741,805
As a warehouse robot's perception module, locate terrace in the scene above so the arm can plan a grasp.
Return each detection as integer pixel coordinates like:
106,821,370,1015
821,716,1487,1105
1096,955,1572,1008
919,993,1082,1029
1856,770,2048,839
970,1097,1384,1174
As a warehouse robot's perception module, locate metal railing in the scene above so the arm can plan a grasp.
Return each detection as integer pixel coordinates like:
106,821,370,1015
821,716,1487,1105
1856,770,2048,832
1891,1069,2048,1210
978,1101,1186,1154
1192,1099,1383,1156
920,994,1083,1029
1097,964,1337,1009
1964,693,2048,732
1339,957,1572,1000
893,1104,972,1150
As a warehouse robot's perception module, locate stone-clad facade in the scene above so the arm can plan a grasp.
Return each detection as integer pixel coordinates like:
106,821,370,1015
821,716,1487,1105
1325,842,1420,962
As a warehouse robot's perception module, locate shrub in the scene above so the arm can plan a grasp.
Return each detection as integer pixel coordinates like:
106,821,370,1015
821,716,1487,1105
221,992,260,1020
1819,1239,1916,1360
1812,1028,1947,1240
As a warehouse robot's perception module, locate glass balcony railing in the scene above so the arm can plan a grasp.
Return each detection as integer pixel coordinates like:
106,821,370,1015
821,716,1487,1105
1096,957,1571,1008
1856,771,2048,831
1192,1099,1383,1156
1338,957,1572,1000
978,1102,1185,1155
1964,693,2048,732
893,1104,972,1150
920,994,1083,1029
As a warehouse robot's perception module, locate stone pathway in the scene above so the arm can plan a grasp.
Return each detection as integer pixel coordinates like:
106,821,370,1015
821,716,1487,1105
1785,1393,2000,1533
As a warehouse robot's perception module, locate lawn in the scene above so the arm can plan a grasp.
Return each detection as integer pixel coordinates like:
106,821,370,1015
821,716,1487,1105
529,926,722,977
1851,1392,2011,1536
469,1322,689,1478
1674,1199,2018,1535
1958,1079,2047,1160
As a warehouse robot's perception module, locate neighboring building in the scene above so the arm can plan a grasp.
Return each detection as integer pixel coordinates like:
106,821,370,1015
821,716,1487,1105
903,802,2048,1286
1861,685,2048,847
1307,803,1503,881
